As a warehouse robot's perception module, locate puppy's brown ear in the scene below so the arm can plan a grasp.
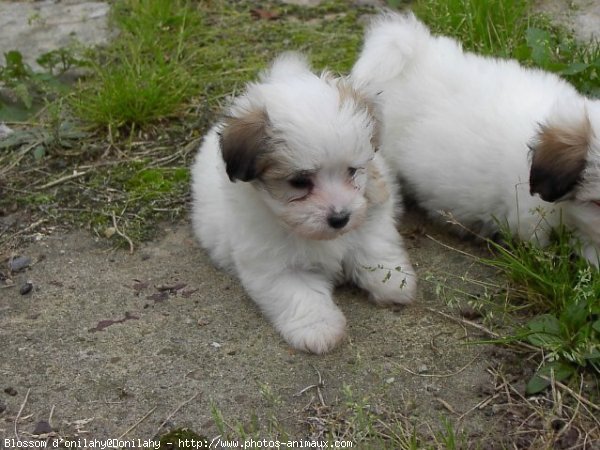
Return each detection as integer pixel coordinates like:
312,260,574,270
220,108,271,182
336,80,381,150
365,162,390,205
529,118,591,202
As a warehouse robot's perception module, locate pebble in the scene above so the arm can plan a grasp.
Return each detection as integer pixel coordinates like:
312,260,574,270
9,255,31,271
4,387,17,396
0,123,14,139
32,420,53,436
20,281,33,295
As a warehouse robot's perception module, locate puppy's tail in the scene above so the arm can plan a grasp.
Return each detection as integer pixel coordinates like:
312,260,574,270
351,12,430,90
261,52,311,82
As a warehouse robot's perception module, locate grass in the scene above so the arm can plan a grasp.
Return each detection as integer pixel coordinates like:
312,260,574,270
413,0,532,57
484,226,600,394
71,0,198,127
208,384,464,450
1,0,375,246
71,0,370,129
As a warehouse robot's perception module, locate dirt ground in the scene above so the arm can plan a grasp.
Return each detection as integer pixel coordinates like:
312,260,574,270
1,206,530,445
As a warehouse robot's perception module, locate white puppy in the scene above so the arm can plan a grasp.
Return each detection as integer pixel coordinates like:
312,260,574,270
352,13,600,266
191,53,416,354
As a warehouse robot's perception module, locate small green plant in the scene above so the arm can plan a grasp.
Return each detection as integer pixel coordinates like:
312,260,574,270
518,27,600,96
434,417,467,450
0,49,74,120
0,48,87,120
486,227,600,393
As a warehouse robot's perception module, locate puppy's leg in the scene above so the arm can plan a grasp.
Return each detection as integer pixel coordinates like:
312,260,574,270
347,218,417,305
239,269,347,354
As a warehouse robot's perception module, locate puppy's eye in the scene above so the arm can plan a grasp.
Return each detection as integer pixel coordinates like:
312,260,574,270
289,176,313,190
348,167,358,177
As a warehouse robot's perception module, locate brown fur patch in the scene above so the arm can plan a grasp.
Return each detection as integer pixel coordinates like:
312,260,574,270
335,79,381,150
365,162,389,205
530,116,592,201
220,108,272,182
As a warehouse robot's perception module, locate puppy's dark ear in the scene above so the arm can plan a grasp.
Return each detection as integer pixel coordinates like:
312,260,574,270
365,162,389,205
529,118,591,202
335,80,381,150
220,108,271,182
365,98,381,151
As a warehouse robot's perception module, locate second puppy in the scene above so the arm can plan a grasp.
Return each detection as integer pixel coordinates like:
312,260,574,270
191,53,416,354
352,13,600,266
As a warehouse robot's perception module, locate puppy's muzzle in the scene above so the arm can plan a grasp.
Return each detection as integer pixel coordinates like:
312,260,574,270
327,210,351,229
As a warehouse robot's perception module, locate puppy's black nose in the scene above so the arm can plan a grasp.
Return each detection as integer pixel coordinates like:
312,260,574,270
327,211,350,229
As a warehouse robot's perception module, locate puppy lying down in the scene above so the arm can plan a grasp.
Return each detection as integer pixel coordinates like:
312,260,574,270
191,53,416,354
352,13,600,266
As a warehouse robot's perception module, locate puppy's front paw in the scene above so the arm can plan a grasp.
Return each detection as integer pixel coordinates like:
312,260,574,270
367,267,417,306
279,306,347,354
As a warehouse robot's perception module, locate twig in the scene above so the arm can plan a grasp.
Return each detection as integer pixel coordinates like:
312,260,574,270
295,366,326,407
557,376,583,440
295,384,321,397
435,397,458,415
44,404,57,448
156,392,202,434
117,406,157,440
0,141,39,177
112,211,134,254
545,377,600,414
313,365,326,407
14,388,30,440
395,352,481,378
457,391,502,421
424,306,539,352
5,218,48,240
48,404,55,428
425,233,482,260
425,307,500,338
36,170,88,190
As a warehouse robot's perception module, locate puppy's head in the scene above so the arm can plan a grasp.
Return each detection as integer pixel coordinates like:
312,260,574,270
219,52,382,240
529,98,600,263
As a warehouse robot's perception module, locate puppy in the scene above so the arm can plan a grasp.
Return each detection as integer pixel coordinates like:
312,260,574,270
191,53,416,354
352,13,600,266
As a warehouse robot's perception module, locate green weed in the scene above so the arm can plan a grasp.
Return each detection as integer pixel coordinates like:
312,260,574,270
0,48,84,121
486,227,600,393
519,26,600,96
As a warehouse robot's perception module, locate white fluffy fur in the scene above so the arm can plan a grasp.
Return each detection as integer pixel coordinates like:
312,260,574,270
191,53,416,354
352,13,600,266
